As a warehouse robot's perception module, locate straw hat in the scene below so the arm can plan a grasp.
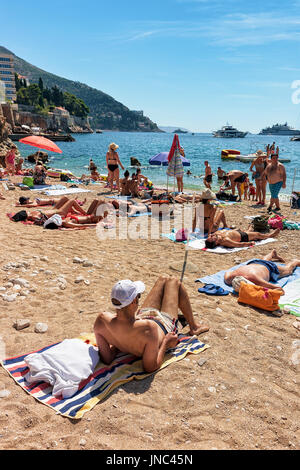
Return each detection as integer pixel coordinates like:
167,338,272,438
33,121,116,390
200,189,216,200
256,150,264,156
109,143,119,151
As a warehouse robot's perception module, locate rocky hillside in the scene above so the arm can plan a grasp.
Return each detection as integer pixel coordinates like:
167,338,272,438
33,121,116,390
0,46,162,132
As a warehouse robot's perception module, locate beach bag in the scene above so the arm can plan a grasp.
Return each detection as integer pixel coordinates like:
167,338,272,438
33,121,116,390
60,173,70,182
268,215,284,230
238,281,283,312
216,191,229,201
23,176,34,188
229,194,238,201
290,192,300,209
12,210,28,222
251,215,270,233
175,228,188,242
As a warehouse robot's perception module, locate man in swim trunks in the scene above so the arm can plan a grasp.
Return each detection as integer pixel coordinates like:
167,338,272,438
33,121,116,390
205,227,280,249
263,154,286,212
93,276,209,373
224,249,300,292
204,161,213,189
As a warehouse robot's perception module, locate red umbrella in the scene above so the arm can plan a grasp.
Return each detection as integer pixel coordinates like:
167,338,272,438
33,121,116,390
168,133,185,162
19,135,62,154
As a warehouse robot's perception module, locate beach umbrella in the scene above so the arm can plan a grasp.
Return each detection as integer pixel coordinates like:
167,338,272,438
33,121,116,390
18,135,63,154
149,152,190,166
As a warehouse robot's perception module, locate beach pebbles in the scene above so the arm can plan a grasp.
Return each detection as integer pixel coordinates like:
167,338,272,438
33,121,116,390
14,319,31,330
34,323,48,334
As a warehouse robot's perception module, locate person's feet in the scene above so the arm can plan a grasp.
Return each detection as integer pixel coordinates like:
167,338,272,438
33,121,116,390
270,249,286,263
271,228,281,238
189,322,210,336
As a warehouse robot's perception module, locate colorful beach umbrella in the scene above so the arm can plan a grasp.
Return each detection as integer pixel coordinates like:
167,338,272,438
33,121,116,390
149,152,190,166
18,135,63,154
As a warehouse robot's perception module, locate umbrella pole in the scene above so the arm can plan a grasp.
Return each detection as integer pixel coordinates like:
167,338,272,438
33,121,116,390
180,194,195,283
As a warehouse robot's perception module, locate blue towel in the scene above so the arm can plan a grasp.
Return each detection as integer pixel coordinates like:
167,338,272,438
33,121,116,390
195,260,300,293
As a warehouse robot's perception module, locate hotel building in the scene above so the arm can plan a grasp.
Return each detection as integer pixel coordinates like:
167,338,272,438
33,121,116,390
0,53,16,102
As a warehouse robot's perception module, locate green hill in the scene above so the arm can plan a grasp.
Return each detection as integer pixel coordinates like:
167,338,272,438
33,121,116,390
0,45,162,132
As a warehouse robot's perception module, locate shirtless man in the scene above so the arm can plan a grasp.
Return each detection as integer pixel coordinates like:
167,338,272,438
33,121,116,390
217,167,226,180
204,161,213,189
205,227,280,249
263,154,286,212
93,276,209,373
224,249,300,293
224,170,248,202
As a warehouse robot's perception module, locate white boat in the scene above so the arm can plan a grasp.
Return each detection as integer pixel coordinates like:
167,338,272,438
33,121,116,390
213,124,247,138
239,154,291,163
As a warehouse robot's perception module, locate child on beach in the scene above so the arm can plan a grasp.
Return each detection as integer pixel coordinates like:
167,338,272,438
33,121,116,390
5,144,17,176
249,183,256,201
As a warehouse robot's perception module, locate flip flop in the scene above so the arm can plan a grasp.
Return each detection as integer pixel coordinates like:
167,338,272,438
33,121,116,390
198,283,229,296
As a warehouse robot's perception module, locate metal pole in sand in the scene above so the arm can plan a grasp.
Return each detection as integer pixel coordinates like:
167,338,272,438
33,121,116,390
292,168,296,193
180,194,195,283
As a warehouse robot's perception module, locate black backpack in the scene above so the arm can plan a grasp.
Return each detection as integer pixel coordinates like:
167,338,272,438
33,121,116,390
251,215,270,233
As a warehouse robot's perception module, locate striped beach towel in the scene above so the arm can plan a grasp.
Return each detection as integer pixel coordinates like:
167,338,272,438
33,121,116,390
1,333,209,419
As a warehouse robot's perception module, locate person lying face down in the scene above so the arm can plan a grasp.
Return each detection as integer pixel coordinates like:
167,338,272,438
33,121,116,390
224,249,300,293
93,276,209,373
205,227,280,249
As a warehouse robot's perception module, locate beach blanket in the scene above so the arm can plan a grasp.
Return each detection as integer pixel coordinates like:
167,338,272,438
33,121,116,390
1,333,208,419
279,278,300,317
188,237,277,253
195,260,300,294
42,188,91,196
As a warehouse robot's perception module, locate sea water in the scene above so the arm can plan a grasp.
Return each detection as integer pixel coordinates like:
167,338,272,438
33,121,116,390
16,132,300,194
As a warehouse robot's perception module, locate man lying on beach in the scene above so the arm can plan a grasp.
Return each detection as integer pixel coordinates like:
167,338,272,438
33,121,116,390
110,199,152,216
205,227,280,249
224,249,300,293
93,276,209,373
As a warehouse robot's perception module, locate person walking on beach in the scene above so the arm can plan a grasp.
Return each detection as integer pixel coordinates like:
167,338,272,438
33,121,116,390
93,276,209,373
106,143,125,193
203,161,213,189
5,144,17,176
263,154,286,212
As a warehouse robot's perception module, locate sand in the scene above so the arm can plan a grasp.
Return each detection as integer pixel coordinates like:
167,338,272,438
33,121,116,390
0,179,299,450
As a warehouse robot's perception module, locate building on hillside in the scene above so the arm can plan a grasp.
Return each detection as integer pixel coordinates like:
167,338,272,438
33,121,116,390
131,110,144,117
53,106,70,117
0,80,6,104
0,53,16,101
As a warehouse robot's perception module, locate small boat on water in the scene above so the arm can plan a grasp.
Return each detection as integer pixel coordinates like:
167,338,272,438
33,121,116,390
213,124,247,138
290,136,300,141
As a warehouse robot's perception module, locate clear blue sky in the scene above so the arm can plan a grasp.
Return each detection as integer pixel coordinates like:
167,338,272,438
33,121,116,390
2,0,300,132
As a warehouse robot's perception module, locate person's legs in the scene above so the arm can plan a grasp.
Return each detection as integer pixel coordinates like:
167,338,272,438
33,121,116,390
212,209,228,232
263,249,286,263
246,228,280,241
57,199,87,217
53,196,69,209
277,259,300,278
141,276,168,311
114,168,120,192
86,199,105,215
178,282,209,335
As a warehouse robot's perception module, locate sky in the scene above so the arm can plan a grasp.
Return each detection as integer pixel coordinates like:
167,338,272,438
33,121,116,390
2,0,300,132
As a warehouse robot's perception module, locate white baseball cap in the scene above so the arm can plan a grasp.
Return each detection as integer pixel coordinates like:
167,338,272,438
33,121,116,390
111,280,145,309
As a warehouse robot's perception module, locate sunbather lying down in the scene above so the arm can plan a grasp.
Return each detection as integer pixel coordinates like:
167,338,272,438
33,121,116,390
27,198,108,226
93,276,209,373
205,227,280,249
224,249,300,293
17,196,86,208
109,199,151,216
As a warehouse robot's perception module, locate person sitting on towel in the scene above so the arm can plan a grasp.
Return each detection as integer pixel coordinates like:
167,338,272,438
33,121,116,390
205,227,280,249
93,276,209,373
224,249,300,293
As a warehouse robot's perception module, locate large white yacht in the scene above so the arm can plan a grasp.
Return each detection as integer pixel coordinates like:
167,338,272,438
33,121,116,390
213,124,247,138
259,122,300,135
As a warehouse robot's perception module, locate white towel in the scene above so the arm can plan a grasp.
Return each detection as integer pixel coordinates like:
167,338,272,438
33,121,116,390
188,237,277,253
24,339,99,398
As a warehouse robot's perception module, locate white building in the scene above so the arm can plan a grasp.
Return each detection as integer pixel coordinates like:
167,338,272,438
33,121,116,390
0,80,6,104
0,53,16,101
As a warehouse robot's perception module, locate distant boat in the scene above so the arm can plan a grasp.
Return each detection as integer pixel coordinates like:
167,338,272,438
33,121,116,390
259,122,300,136
95,129,103,134
290,136,300,141
213,124,247,138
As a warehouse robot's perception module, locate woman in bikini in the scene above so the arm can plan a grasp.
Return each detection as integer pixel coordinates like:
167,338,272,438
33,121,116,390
106,143,125,193
192,189,230,235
